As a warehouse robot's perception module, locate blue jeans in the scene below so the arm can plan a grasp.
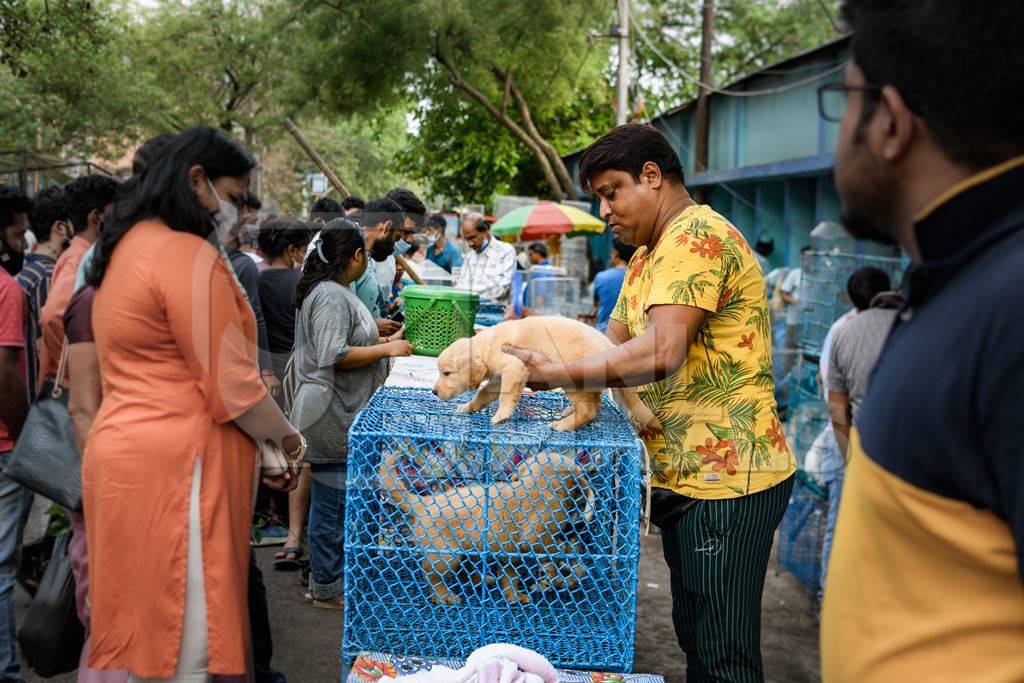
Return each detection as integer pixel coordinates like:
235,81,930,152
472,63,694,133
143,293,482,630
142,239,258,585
0,452,32,681
307,464,346,601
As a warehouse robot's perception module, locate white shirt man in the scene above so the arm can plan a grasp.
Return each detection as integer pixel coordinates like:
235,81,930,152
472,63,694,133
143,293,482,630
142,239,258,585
455,213,517,300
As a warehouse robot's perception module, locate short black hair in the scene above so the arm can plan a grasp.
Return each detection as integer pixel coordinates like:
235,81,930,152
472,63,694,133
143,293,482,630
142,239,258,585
612,238,637,263
132,133,175,176
426,212,446,231
310,196,343,218
578,124,685,194
528,242,548,258
244,191,262,210
352,197,404,231
28,185,68,242
841,0,1024,169
64,175,120,233
256,218,312,258
341,195,366,212
847,266,891,310
0,184,33,229
386,188,426,227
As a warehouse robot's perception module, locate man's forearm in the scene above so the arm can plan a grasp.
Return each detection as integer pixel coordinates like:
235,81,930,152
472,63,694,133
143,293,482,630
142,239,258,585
0,365,28,441
556,331,683,390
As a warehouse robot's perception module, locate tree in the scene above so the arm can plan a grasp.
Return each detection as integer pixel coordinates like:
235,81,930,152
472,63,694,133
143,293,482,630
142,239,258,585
132,0,301,147
631,0,841,115
260,110,416,215
295,0,616,201
0,0,162,156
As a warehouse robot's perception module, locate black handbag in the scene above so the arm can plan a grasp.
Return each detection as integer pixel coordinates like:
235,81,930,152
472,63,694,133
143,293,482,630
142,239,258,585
17,532,85,677
3,340,83,511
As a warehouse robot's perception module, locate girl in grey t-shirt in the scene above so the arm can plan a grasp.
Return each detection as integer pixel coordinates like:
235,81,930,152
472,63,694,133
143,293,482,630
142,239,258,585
289,219,412,608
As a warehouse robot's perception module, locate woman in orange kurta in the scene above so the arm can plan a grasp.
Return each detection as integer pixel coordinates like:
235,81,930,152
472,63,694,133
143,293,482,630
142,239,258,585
82,127,303,680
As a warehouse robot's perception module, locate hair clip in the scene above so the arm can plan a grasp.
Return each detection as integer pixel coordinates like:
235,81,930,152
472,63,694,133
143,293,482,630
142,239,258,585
315,236,329,264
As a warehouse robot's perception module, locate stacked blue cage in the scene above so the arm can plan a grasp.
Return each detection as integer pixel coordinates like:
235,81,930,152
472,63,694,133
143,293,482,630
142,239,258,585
344,387,642,672
776,470,828,592
779,250,905,595
797,251,905,354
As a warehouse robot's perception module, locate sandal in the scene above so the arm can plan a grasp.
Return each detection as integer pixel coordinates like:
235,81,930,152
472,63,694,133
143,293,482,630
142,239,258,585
311,593,345,611
273,546,304,571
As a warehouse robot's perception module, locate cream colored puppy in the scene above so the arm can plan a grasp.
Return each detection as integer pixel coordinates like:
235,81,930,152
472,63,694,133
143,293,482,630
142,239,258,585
379,451,590,605
433,316,660,434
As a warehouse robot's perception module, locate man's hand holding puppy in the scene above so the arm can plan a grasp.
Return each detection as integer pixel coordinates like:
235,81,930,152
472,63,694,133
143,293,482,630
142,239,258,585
502,304,703,392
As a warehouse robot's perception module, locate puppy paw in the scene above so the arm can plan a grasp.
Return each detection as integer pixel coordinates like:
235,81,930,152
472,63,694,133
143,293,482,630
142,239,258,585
491,408,514,424
456,403,477,414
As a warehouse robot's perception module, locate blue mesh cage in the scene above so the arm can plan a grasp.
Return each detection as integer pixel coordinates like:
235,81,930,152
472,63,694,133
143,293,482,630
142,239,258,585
344,387,642,672
797,251,905,354
786,359,830,468
777,470,828,594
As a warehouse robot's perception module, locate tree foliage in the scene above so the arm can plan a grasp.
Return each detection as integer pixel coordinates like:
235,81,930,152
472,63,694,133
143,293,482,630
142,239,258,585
295,0,616,201
0,0,160,155
632,0,842,115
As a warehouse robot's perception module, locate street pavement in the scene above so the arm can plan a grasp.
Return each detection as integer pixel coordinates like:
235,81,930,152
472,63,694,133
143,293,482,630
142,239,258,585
20,534,819,683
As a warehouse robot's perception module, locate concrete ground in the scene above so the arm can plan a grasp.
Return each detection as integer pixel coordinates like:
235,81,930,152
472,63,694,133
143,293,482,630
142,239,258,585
20,533,819,683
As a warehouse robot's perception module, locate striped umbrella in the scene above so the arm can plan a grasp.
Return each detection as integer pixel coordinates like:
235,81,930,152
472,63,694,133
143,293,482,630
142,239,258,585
491,201,606,241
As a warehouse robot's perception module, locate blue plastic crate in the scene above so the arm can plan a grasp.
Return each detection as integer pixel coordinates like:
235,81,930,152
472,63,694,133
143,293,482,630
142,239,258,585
344,387,642,672
777,470,828,594
474,312,505,328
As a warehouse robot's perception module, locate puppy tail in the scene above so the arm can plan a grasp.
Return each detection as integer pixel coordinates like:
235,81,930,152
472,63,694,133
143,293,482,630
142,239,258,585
377,452,410,514
612,387,662,439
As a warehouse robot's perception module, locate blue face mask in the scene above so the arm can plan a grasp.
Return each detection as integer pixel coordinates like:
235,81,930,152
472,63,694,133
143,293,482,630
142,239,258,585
394,238,412,257
477,237,490,253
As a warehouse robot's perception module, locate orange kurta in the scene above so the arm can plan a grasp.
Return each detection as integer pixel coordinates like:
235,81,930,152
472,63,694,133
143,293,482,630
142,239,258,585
84,221,267,677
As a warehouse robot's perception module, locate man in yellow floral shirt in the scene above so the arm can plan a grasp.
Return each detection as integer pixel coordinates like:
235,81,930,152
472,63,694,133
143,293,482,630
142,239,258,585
507,124,795,681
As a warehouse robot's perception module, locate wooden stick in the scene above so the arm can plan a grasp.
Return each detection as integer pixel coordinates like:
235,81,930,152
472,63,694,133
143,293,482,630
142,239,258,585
284,117,351,199
283,117,423,285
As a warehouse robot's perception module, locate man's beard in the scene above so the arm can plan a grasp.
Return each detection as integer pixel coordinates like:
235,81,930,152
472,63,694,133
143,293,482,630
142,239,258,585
371,238,395,262
0,240,23,275
839,208,898,245
835,138,900,246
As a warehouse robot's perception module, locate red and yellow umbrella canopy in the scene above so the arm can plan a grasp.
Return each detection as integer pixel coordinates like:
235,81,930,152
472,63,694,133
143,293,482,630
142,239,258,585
491,201,606,241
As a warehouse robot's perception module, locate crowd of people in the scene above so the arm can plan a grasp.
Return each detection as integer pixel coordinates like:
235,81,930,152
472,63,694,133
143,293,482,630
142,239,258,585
0,123,632,680
0,1,1021,681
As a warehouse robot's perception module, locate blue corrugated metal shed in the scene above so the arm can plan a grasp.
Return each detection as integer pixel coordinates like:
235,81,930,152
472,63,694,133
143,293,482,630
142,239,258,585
565,35,893,269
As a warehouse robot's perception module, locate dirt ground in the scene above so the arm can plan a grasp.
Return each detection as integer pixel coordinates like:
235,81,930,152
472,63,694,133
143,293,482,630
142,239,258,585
632,530,820,683
21,533,819,683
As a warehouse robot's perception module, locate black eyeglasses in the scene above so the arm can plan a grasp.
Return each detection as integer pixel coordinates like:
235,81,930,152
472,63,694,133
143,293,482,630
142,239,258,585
817,83,881,123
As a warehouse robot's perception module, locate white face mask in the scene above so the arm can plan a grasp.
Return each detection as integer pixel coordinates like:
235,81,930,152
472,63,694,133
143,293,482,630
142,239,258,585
205,177,238,244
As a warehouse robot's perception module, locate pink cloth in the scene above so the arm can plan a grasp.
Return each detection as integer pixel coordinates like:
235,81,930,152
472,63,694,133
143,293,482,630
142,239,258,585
380,644,560,683
69,512,129,683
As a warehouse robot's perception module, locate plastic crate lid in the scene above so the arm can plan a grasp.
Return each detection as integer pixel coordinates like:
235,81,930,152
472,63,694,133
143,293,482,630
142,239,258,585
400,284,479,302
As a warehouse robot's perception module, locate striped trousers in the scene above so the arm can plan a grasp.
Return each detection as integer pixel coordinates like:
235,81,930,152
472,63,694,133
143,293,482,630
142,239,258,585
661,476,794,683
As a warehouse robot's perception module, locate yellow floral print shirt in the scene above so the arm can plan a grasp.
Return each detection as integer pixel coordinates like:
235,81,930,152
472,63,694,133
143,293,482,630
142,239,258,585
612,204,795,499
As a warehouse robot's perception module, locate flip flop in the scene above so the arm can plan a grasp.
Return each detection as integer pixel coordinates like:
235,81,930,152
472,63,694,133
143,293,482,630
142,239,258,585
273,546,304,571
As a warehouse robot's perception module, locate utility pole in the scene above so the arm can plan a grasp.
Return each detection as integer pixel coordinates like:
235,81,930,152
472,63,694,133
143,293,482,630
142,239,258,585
693,0,714,202
615,0,630,126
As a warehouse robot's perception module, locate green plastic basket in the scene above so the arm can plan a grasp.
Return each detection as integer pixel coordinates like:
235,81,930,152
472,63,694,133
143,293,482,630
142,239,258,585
400,285,479,356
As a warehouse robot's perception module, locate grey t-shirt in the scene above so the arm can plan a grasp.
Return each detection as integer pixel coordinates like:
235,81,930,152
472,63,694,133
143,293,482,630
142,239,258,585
827,307,898,420
289,280,387,464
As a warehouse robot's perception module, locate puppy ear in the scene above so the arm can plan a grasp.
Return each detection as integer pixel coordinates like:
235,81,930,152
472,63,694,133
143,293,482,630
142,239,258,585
469,356,488,386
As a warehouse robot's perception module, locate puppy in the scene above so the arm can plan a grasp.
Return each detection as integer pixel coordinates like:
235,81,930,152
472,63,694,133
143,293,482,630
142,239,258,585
433,316,660,434
379,451,590,606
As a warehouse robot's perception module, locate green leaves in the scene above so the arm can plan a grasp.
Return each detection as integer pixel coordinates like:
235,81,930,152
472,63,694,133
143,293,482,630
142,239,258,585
680,352,753,406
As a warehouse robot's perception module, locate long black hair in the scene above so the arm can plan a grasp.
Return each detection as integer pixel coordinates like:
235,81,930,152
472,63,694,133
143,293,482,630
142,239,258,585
86,126,255,287
256,218,313,259
293,217,365,310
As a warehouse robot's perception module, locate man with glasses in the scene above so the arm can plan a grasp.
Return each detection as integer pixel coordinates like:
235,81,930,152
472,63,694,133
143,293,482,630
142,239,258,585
819,2,1024,681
